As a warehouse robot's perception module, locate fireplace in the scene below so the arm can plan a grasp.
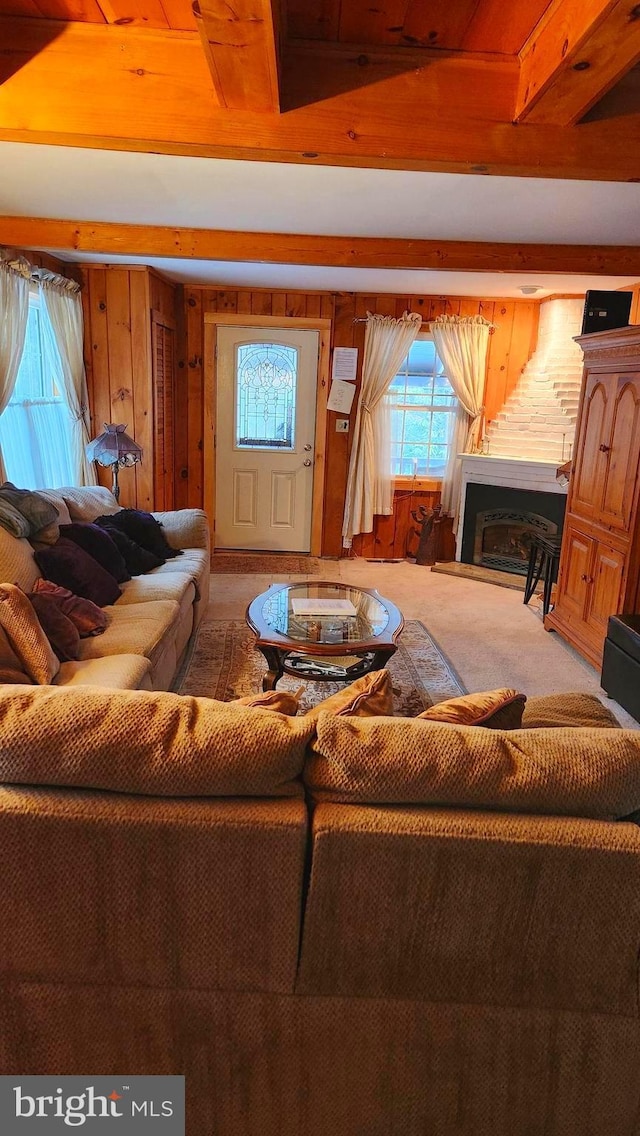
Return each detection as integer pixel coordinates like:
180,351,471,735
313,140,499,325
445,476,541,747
461,482,566,576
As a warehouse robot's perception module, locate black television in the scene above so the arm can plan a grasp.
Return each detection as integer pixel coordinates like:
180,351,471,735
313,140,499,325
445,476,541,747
581,290,632,335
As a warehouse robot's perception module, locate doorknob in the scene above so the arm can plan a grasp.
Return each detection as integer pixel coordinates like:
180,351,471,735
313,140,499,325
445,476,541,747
303,459,312,467
304,444,312,451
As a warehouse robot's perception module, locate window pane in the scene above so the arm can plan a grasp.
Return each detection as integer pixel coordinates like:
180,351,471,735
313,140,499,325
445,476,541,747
0,298,76,489
236,342,297,449
388,336,457,477
12,305,45,400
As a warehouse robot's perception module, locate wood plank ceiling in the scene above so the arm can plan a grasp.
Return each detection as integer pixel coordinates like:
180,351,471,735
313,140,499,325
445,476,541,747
2,0,640,275
1,0,640,182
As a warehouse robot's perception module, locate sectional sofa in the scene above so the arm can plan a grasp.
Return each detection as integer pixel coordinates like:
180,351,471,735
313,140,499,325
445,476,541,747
0,677,639,1135
0,485,210,690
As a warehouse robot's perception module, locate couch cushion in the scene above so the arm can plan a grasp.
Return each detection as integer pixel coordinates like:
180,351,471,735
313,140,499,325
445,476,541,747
0,583,59,684
305,715,640,819
77,599,180,668
117,573,196,607
60,486,121,522
418,688,526,730
0,525,40,593
55,654,153,689
152,549,208,577
522,692,620,729
0,686,315,797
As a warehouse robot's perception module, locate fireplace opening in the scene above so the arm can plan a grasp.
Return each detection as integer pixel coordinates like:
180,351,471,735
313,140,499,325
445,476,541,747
473,509,557,575
460,483,566,576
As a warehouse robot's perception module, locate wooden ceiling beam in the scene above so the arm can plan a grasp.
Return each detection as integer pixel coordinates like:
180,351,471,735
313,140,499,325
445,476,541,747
194,0,281,112
1,18,640,180
3,215,640,275
515,0,640,125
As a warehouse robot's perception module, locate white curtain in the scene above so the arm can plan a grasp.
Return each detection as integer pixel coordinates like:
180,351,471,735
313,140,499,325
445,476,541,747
430,315,492,531
0,255,30,481
39,272,97,486
342,311,422,547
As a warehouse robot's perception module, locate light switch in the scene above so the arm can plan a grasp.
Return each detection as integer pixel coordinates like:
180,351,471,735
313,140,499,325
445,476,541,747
336,419,350,433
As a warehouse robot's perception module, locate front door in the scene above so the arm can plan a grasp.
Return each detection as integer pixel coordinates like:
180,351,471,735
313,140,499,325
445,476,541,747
215,325,319,551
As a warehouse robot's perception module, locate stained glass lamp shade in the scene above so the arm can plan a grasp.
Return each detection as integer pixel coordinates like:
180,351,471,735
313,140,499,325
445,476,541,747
85,423,143,501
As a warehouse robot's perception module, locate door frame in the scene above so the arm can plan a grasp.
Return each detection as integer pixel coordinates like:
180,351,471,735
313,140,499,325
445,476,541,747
203,313,331,556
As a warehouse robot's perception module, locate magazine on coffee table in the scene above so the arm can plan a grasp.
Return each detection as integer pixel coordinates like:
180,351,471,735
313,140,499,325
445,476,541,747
291,598,357,617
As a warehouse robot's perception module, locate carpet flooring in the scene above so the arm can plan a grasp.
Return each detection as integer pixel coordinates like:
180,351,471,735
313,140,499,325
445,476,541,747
175,617,464,716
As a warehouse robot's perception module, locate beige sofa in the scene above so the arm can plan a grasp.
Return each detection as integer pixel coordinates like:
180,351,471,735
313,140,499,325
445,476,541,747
0,684,638,1135
0,486,210,690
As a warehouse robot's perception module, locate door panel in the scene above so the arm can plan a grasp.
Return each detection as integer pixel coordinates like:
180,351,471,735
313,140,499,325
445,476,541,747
587,541,626,637
571,376,611,521
215,326,319,550
557,525,593,623
600,376,640,533
232,468,258,527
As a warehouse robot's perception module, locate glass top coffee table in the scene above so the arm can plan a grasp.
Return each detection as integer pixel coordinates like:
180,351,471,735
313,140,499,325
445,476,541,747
246,581,404,690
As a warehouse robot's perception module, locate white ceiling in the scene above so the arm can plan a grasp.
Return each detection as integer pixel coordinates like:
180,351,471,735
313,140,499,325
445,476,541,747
3,141,640,296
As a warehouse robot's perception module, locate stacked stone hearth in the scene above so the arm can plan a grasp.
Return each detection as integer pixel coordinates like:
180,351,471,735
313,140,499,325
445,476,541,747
484,297,584,463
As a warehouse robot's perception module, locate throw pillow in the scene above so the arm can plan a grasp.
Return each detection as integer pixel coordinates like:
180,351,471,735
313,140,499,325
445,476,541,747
230,689,301,715
95,522,163,575
418,689,526,730
59,522,130,583
305,715,640,819
32,579,108,638
0,625,33,684
0,584,59,684
34,538,122,608
0,482,59,537
522,692,621,729
96,509,182,560
303,669,394,721
28,593,81,663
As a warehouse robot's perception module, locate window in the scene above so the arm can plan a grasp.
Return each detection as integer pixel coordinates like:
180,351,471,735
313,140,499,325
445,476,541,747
388,336,457,477
0,293,76,489
235,342,297,450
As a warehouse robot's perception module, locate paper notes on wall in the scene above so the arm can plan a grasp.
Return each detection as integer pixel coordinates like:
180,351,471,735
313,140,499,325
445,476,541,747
332,347,358,381
327,380,357,414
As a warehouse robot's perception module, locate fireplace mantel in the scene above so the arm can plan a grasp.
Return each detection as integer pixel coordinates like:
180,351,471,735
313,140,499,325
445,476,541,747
455,454,568,561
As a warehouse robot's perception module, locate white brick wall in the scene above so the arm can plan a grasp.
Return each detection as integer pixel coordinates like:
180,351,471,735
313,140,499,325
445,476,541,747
485,298,584,462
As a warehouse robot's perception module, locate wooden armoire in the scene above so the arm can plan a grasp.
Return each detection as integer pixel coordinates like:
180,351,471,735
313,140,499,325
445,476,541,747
545,325,640,667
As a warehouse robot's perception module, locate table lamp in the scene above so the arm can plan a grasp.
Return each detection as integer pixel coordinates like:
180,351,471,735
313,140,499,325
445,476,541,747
85,423,143,502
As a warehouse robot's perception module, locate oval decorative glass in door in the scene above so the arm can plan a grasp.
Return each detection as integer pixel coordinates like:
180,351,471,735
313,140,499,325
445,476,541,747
235,342,298,450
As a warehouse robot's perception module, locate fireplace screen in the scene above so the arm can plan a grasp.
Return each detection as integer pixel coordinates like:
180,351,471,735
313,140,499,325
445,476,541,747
473,509,557,575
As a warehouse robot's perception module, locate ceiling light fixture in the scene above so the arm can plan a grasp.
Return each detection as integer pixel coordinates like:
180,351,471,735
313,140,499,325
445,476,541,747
519,285,543,295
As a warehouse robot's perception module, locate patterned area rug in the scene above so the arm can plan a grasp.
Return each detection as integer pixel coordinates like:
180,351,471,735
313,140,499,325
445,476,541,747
175,618,465,715
211,553,327,574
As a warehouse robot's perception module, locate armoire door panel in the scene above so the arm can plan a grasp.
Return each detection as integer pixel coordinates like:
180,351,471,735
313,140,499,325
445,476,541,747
556,526,593,623
570,376,611,521
586,542,626,637
600,376,640,533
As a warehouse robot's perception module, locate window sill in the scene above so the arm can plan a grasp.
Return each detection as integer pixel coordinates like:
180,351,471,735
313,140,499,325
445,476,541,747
393,477,443,492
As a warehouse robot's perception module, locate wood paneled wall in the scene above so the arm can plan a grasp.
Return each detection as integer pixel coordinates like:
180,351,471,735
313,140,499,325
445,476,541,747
82,265,176,509
79,272,540,556
177,285,539,554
